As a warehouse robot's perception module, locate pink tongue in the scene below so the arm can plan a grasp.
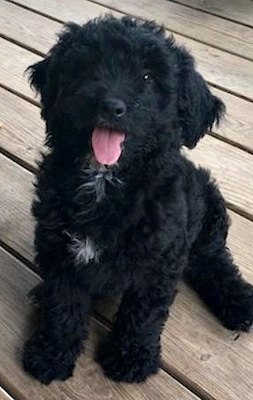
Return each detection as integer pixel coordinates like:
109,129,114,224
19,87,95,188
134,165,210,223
91,128,125,165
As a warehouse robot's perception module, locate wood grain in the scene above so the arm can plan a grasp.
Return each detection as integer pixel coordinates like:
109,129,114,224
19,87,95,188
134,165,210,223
171,0,253,27
0,0,62,55
0,88,44,167
3,0,253,61
3,0,121,24
211,88,253,151
5,0,253,100
0,38,40,99
0,247,200,400
186,135,253,217
91,0,253,60
0,154,35,261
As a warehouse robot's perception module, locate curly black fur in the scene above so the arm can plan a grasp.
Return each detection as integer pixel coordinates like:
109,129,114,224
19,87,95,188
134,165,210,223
22,16,253,384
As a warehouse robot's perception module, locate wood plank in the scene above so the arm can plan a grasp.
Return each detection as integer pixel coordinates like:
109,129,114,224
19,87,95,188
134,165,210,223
186,136,253,218
172,0,253,28
0,154,34,261
211,88,253,151
90,0,253,61
3,0,121,24
0,246,200,400
0,89,44,167
6,0,253,100
0,0,62,55
3,0,253,61
0,38,40,99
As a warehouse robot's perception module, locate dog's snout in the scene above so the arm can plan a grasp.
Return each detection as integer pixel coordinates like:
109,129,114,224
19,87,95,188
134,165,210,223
100,97,127,118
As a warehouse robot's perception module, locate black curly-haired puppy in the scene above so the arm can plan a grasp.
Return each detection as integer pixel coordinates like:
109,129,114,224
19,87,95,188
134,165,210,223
23,16,253,384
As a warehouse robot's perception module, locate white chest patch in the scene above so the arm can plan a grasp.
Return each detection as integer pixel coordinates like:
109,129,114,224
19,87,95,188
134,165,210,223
69,236,100,266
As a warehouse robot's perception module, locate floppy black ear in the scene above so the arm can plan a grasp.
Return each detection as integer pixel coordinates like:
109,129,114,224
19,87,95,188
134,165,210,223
27,22,82,120
27,56,58,121
177,48,225,148
28,58,49,93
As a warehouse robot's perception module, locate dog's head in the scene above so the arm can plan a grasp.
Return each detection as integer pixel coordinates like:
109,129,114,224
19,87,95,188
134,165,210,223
28,16,224,167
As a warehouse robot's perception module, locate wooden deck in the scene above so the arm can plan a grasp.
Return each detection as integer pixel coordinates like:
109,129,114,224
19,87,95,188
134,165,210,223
0,0,253,399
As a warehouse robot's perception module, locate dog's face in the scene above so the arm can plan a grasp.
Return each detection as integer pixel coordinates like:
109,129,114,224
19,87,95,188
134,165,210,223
29,16,224,168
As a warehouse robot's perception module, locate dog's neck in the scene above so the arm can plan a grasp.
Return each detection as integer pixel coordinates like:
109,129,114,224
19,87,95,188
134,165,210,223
76,157,123,204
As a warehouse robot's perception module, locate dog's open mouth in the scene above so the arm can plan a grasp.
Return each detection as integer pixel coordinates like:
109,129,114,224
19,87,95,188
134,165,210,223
91,128,125,166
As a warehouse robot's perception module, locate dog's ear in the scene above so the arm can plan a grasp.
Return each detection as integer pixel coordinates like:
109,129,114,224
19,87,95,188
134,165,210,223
27,55,59,121
177,47,225,148
27,23,81,119
28,57,49,94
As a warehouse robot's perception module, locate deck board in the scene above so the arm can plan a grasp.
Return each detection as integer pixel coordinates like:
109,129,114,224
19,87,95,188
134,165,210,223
90,0,253,60
172,0,253,27
1,0,253,399
0,88,43,168
2,0,253,100
0,38,40,99
5,0,253,60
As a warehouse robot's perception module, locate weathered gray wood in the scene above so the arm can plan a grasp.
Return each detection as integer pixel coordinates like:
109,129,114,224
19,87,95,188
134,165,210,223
4,0,253,100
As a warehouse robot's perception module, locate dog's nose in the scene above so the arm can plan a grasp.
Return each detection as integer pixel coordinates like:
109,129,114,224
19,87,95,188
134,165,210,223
100,97,127,118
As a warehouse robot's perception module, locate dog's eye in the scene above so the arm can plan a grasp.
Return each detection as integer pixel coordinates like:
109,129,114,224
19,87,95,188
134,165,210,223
143,72,154,85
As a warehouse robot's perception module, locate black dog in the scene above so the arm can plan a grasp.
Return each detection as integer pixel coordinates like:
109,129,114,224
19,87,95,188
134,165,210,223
23,16,253,384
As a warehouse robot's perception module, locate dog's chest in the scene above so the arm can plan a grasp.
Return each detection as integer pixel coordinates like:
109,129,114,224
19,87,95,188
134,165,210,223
69,236,100,266
69,166,125,266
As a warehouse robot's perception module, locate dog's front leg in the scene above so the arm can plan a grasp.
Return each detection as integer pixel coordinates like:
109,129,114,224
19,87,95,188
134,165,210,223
23,272,90,384
96,264,182,383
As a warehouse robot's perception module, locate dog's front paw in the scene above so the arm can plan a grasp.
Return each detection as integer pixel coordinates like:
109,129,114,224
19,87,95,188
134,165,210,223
22,330,82,384
221,285,253,332
96,337,160,383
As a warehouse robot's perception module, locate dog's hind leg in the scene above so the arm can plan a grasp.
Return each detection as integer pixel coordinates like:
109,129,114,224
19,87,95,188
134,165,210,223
184,180,253,331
